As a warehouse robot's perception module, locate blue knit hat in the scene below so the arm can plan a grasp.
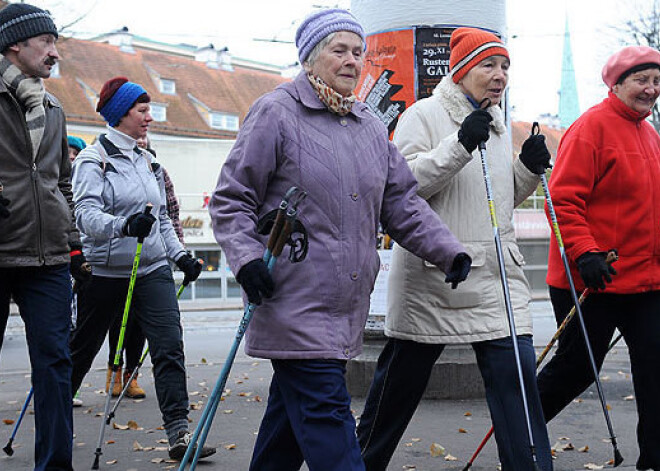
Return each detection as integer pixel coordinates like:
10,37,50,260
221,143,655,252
98,81,148,127
67,136,86,152
295,8,365,64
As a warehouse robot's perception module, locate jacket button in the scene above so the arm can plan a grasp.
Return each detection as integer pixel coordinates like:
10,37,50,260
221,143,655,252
351,271,358,280
340,118,348,126
351,192,358,201
344,348,350,356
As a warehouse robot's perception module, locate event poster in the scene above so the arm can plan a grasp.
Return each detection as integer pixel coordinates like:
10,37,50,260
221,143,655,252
356,26,456,135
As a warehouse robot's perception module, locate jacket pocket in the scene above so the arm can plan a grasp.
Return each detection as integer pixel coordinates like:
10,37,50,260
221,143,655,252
422,243,489,309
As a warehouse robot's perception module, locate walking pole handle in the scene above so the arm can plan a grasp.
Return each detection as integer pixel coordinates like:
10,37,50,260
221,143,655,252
137,204,153,244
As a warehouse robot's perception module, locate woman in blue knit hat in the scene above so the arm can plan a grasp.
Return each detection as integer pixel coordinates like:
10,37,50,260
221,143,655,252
209,8,470,471
68,76,215,461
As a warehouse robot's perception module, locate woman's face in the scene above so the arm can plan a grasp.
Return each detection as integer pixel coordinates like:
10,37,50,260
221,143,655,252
306,31,364,97
116,102,153,139
613,68,660,116
458,55,509,106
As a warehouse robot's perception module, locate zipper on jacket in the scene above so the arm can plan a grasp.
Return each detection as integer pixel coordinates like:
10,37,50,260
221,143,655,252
31,163,45,264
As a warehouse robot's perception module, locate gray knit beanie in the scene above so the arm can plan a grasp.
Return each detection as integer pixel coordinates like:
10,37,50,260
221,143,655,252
0,3,58,52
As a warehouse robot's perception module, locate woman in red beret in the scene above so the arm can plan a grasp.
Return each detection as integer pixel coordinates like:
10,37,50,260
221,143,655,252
537,46,660,470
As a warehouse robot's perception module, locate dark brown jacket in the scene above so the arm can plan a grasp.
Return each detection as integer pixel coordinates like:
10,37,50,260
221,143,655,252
0,79,80,267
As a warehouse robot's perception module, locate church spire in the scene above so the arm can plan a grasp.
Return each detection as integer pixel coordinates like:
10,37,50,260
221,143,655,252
559,14,580,128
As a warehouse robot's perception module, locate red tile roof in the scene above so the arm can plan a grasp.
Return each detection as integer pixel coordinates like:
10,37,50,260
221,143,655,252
46,36,289,139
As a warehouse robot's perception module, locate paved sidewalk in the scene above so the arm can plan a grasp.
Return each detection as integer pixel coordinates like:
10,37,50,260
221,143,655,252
0,341,642,471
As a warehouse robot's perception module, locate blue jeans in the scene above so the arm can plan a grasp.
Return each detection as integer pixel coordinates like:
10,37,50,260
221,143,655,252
357,336,552,471
0,264,73,471
70,266,189,436
250,359,365,471
539,287,660,470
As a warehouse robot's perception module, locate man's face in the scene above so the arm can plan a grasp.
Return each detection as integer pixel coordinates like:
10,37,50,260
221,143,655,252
9,34,59,79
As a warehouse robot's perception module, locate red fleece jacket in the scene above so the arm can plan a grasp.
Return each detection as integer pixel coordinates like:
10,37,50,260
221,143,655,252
546,92,660,293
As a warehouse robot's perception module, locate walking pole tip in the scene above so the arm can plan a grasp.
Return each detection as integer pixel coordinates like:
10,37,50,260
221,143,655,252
613,446,624,467
3,439,14,456
461,462,472,471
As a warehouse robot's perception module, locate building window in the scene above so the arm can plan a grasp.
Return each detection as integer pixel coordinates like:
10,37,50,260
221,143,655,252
209,112,239,131
160,78,176,95
151,103,167,122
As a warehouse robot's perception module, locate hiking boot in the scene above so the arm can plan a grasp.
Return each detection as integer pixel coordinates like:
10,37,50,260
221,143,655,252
168,430,216,461
123,371,146,399
105,366,122,397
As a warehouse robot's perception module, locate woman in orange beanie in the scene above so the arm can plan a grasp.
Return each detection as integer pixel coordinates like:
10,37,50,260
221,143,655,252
357,27,553,470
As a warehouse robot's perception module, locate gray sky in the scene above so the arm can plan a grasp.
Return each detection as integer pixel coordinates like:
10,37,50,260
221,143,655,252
29,0,653,122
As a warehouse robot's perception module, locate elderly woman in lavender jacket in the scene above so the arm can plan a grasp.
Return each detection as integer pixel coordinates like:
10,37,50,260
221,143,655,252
209,9,470,471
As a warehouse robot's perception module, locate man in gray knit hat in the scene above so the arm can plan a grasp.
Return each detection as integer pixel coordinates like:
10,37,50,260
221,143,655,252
0,3,89,470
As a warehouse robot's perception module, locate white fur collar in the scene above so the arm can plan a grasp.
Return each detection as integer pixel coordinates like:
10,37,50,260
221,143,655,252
432,75,507,135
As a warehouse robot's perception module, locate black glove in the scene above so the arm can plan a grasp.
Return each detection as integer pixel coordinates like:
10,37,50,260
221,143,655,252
176,253,203,284
70,251,92,285
0,193,9,219
519,134,552,175
577,252,617,290
236,258,274,305
445,252,472,289
122,211,156,239
458,109,492,153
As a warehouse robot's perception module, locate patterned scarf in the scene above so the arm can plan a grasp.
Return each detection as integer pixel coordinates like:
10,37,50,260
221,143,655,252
0,54,46,159
307,73,356,116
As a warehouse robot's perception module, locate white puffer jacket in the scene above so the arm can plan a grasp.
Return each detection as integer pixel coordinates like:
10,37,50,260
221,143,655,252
385,76,540,344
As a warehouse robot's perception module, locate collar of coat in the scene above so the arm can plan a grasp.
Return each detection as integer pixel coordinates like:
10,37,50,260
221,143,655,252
432,75,507,136
280,71,371,121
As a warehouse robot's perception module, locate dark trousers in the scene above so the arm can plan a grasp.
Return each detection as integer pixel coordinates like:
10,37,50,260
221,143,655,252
357,337,552,471
249,359,365,471
108,309,146,371
0,265,73,471
538,287,660,470
69,266,189,433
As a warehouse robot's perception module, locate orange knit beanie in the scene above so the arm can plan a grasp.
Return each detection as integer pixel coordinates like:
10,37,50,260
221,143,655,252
449,27,509,84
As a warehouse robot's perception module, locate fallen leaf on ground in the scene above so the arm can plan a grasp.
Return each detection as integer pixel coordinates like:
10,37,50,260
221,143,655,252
584,463,603,470
562,443,574,451
151,458,164,463
578,445,589,452
200,358,207,364
458,428,467,433
133,441,143,451
430,443,445,457
105,459,117,465
623,395,634,401
411,438,421,442
606,404,612,411
464,412,472,417
113,423,129,430
600,375,610,381
573,398,584,403
106,440,115,444
606,459,615,466
224,444,236,450
404,442,413,447
157,439,168,444
223,410,233,414
402,466,416,469
238,392,252,397
445,454,458,461
3,419,15,425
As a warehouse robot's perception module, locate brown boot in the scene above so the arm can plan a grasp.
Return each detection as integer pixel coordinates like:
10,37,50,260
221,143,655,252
105,366,123,397
123,370,146,399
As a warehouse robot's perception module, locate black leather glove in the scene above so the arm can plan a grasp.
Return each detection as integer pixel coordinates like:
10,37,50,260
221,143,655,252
577,252,617,290
445,252,472,289
458,109,492,153
70,251,92,285
236,258,274,305
519,134,552,175
122,211,156,239
176,253,203,284
0,193,10,219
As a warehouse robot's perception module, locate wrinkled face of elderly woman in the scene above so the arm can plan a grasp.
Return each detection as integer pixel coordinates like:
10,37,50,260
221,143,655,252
459,55,509,106
612,67,660,117
305,31,364,97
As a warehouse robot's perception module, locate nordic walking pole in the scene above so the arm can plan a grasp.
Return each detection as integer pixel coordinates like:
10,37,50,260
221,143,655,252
92,204,152,470
2,387,33,456
462,254,617,471
476,100,542,471
179,187,306,471
106,279,193,424
535,121,623,466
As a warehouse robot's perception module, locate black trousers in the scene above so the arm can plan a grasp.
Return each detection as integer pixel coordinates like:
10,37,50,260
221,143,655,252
538,287,660,470
69,266,189,434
